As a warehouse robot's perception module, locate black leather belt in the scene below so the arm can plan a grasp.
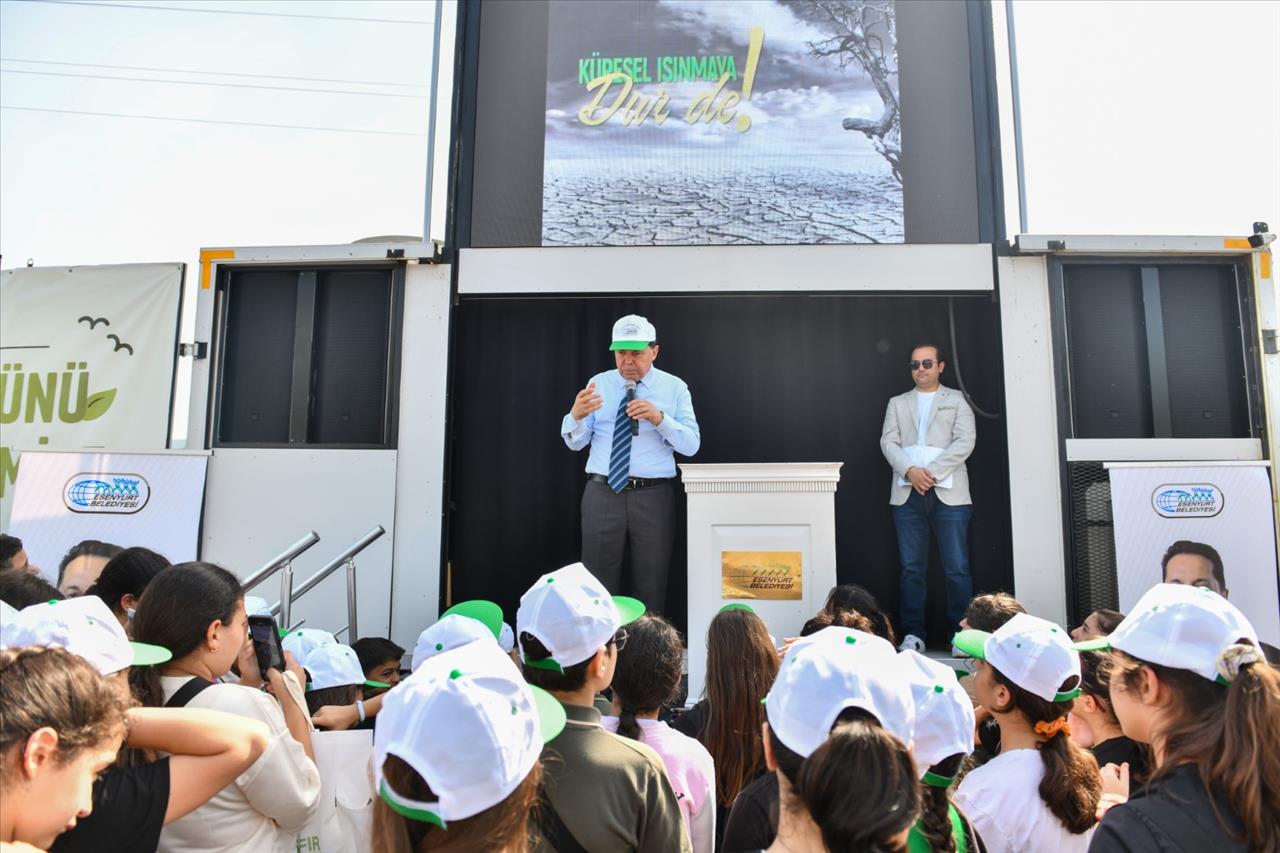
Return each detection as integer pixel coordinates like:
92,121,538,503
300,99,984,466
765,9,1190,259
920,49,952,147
588,474,673,490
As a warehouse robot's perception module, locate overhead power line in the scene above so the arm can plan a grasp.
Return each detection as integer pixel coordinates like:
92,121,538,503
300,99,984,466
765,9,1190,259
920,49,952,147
1,67,427,98
0,57,428,89
11,0,434,25
0,104,426,136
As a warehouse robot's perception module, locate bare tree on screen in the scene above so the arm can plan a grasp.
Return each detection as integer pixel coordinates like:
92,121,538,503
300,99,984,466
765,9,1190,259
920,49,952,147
791,0,901,183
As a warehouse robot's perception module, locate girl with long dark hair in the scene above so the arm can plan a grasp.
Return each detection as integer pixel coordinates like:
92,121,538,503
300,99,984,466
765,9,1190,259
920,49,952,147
603,614,715,852
1082,583,1280,851
952,613,1100,852
674,606,779,845
130,562,320,853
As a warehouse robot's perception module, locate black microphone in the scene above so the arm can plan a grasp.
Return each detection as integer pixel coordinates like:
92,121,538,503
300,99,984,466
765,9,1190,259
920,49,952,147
624,380,639,436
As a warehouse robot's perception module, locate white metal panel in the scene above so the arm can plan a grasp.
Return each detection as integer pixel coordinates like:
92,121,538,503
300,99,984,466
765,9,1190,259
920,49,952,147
458,244,994,294
201,242,437,264
201,448,397,641
1065,438,1263,462
997,255,1067,626
1015,234,1258,255
388,262,452,651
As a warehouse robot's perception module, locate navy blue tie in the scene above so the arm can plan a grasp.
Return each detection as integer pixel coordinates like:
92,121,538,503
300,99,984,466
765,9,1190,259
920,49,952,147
607,396,633,493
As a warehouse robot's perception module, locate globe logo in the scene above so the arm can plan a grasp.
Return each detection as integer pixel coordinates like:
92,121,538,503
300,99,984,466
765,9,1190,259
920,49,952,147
63,473,150,514
1151,483,1223,518
67,479,110,508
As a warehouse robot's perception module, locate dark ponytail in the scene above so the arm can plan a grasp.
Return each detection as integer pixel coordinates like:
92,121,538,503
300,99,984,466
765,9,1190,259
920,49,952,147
770,708,919,852
610,614,683,741
129,562,242,708
85,547,170,618
989,666,1100,833
916,753,964,853
1113,644,1280,848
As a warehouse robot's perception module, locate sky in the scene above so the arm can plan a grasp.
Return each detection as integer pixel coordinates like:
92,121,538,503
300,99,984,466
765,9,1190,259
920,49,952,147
1,0,1277,437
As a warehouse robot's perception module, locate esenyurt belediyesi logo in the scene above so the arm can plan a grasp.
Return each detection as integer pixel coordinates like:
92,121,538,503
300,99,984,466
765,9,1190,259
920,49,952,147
1151,484,1223,518
63,474,150,514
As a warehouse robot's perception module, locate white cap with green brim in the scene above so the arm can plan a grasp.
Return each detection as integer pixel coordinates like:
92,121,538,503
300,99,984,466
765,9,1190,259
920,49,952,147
609,314,656,351
1074,583,1260,685
898,650,975,783
1,596,171,675
373,638,566,828
764,627,914,757
441,600,504,639
953,612,1081,703
282,628,337,665
412,614,497,672
305,643,389,690
515,562,645,672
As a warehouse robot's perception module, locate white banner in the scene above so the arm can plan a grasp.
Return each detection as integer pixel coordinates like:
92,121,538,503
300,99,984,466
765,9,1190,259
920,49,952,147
0,262,184,528
1109,463,1280,645
8,450,208,585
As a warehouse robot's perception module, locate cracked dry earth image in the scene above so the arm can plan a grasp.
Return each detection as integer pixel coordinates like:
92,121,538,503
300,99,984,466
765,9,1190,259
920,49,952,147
542,167,904,246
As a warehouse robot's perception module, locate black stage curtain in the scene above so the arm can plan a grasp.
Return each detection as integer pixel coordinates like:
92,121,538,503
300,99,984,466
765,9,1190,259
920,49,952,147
446,293,1013,642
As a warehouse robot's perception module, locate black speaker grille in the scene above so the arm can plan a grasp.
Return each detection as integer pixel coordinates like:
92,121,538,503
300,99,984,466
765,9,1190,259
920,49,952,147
1066,461,1119,625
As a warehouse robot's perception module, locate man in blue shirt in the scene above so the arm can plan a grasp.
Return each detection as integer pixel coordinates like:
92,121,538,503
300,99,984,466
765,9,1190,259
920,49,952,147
561,315,700,609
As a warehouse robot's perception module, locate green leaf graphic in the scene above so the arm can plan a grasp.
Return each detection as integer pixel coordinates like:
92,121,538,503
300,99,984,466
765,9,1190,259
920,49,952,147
82,388,117,421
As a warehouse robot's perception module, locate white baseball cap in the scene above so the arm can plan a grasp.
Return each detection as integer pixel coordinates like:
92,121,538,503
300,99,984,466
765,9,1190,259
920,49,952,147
374,639,566,828
764,626,914,757
515,562,645,672
411,614,497,672
953,612,1081,703
1,596,171,675
609,314,656,351
1075,583,1259,684
306,643,385,691
282,628,338,665
898,650,975,780
498,622,515,654
243,595,273,617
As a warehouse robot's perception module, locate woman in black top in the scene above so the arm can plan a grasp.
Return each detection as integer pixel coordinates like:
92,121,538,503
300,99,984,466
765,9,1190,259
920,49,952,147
1069,650,1149,786
1082,585,1280,852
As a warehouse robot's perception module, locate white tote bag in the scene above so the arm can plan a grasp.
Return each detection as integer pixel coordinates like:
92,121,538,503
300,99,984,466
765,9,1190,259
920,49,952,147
296,729,375,853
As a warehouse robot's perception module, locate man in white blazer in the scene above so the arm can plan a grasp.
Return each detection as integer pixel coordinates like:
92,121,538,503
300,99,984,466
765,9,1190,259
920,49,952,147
880,343,977,652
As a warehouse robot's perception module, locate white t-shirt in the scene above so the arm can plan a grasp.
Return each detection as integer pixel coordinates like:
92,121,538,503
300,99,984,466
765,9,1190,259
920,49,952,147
915,390,936,443
602,716,716,853
157,677,321,853
953,748,1095,853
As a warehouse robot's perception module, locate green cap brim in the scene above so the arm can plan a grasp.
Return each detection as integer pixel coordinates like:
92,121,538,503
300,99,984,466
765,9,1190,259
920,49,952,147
524,657,564,673
278,628,289,638
530,685,567,742
379,781,446,828
609,340,649,351
130,641,172,667
613,595,646,625
442,599,504,640
951,629,991,660
719,603,755,613
1072,637,1112,652
363,679,392,689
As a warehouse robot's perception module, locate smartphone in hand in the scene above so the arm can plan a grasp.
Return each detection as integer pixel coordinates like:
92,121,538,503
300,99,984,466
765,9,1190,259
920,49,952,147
248,614,286,674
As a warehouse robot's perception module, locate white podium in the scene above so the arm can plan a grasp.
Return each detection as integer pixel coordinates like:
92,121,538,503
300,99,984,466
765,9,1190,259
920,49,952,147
679,462,843,703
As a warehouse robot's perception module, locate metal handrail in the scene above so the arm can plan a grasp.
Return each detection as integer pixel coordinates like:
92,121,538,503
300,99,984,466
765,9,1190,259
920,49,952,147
241,531,320,592
274,525,385,636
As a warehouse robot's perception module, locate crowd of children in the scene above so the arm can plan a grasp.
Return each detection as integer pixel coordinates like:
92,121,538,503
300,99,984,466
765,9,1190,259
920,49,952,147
1,532,1278,853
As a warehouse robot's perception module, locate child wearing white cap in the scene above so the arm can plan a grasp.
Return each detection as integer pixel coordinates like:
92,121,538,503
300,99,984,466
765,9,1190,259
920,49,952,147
759,626,919,852
516,562,689,853
302,644,388,729
1080,583,1280,852
371,638,566,851
898,650,983,853
952,613,1100,853
2,596,274,853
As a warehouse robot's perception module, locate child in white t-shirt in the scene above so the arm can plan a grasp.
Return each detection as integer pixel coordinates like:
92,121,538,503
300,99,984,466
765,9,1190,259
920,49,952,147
952,614,1100,853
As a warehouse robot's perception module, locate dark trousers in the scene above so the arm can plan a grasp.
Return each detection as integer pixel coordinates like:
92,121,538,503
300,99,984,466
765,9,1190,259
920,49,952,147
581,478,674,611
893,489,973,642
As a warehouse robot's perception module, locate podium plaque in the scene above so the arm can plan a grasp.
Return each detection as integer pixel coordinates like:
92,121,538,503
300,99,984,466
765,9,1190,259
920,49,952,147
679,462,843,702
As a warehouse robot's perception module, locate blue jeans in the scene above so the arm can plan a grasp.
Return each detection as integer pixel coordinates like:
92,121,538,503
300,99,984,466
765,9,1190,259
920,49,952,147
893,489,973,642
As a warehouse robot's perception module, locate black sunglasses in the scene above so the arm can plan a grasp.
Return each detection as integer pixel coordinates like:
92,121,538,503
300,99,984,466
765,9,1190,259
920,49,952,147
909,359,937,370
611,628,629,651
